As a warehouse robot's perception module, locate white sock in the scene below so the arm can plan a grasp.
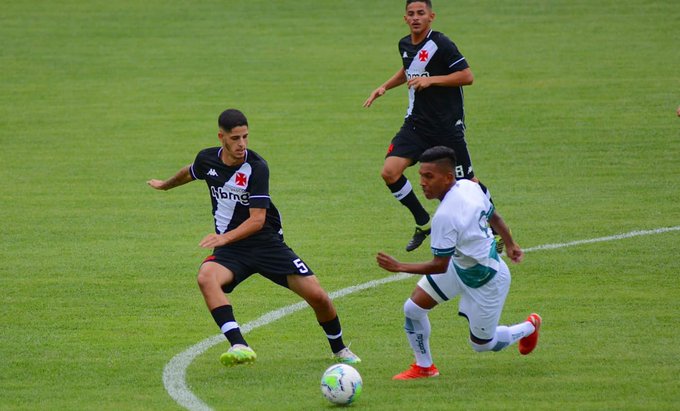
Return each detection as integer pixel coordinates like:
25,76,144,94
470,322,535,352
509,321,535,341
494,322,535,351
403,298,433,367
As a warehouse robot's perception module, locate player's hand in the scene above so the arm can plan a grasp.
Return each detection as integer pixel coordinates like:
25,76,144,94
376,252,401,272
147,179,167,190
363,87,386,108
199,233,229,248
407,76,431,91
505,243,524,263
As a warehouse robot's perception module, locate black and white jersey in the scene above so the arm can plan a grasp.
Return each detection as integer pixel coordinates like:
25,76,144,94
399,29,469,136
190,148,282,243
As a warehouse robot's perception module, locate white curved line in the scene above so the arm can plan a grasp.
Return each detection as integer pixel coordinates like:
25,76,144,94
162,273,410,411
163,226,680,411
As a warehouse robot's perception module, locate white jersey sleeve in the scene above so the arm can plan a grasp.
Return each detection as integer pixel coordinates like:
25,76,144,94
430,211,457,257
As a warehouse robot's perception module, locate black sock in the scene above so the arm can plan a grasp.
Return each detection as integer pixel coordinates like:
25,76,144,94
387,175,430,226
319,316,345,354
210,305,248,346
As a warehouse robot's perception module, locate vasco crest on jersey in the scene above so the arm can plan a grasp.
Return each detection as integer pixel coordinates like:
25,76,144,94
233,172,248,187
210,170,251,205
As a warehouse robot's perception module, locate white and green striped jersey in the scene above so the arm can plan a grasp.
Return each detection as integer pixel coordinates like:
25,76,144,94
430,179,500,288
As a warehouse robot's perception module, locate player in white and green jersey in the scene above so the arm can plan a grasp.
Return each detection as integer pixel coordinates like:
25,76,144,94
377,146,541,380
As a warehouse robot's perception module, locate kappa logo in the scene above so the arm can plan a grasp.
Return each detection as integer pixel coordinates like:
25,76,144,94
207,169,218,177
402,51,408,58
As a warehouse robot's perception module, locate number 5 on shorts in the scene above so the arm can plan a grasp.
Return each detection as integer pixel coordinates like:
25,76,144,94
293,258,309,274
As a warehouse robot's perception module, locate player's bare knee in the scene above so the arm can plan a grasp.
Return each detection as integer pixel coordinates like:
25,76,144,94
196,269,215,290
310,291,332,310
305,290,333,313
380,167,400,184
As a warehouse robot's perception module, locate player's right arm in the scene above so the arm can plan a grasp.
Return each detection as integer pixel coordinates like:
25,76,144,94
363,67,407,107
147,165,194,191
376,252,450,275
198,207,267,248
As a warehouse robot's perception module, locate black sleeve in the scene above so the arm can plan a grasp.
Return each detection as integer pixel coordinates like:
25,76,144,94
247,160,271,209
438,34,469,73
190,150,206,180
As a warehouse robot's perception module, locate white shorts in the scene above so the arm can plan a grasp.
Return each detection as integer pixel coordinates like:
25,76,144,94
417,259,511,340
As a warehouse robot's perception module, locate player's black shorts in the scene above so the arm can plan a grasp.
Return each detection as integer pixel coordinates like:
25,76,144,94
386,121,475,180
201,236,314,293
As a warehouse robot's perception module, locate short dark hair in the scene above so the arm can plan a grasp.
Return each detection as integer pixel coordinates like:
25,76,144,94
218,109,248,131
419,146,457,171
406,0,432,9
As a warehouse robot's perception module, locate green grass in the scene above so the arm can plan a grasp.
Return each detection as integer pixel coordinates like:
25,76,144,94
1,0,679,410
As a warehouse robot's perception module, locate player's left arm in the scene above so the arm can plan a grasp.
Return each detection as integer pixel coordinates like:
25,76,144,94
199,207,266,248
489,212,524,263
409,35,473,91
376,252,450,275
408,67,473,91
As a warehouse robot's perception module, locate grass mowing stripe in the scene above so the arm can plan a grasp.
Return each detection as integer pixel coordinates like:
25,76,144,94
163,227,679,411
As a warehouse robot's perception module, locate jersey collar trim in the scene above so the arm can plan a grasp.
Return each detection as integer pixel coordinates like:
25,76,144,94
216,148,249,164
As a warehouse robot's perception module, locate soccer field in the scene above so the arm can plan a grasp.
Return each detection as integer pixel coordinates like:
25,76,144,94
1,1,679,410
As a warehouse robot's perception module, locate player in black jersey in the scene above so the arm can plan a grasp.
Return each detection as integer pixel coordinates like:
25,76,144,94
148,109,360,366
364,0,495,252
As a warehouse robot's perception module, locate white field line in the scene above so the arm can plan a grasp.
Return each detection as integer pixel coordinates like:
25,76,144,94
522,226,680,252
162,226,680,411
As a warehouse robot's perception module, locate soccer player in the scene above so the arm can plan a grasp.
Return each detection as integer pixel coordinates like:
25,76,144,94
376,146,541,380
148,109,360,366
364,0,493,252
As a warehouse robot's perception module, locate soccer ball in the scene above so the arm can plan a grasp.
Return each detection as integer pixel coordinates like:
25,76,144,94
320,364,363,405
